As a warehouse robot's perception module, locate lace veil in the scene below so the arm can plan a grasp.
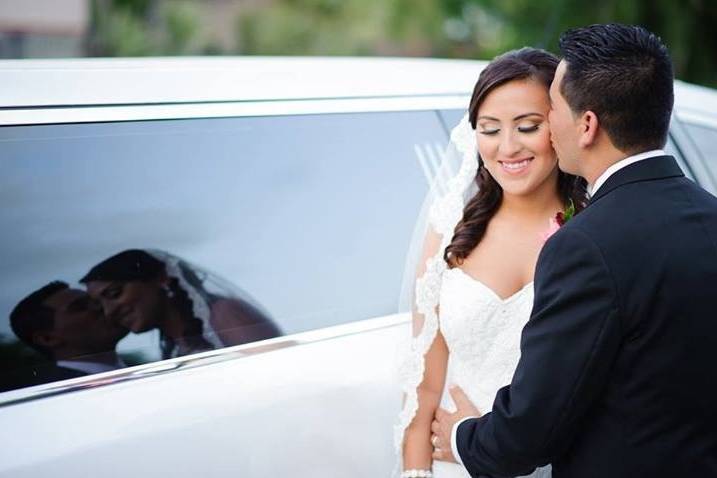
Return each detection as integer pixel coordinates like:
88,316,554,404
144,249,272,357
394,113,479,470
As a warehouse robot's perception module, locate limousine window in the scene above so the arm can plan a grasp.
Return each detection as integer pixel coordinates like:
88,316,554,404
683,122,717,165
439,110,466,133
0,110,449,392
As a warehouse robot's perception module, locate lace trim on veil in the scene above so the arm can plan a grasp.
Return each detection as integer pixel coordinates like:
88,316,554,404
394,114,478,469
146,250,225,351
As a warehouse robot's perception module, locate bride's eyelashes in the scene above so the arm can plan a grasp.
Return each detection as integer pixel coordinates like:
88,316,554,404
518,124,540,133
478,123,542,136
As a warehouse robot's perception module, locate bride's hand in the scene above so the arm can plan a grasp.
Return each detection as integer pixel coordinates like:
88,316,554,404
430,386,481,463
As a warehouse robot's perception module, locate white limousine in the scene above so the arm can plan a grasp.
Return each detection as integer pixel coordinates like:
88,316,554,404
0,57,716,477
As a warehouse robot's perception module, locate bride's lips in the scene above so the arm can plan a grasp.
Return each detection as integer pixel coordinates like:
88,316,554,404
499,157,533,175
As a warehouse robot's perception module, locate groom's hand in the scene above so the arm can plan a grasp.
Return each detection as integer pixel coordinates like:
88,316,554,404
431,386,481,463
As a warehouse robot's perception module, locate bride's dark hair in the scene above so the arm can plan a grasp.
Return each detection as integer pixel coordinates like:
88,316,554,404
81,249,213,358
444,48,588,267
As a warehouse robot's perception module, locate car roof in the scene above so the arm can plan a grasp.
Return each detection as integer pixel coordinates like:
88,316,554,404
2,56,715,128
0,56,487,108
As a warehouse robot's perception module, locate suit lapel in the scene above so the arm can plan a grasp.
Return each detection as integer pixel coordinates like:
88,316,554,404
589,155,684,205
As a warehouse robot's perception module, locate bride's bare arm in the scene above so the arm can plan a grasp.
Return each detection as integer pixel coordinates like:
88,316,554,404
403,330,449,469
402,228,450,470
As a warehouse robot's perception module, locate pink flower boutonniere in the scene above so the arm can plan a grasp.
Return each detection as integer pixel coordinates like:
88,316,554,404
540,200,575,243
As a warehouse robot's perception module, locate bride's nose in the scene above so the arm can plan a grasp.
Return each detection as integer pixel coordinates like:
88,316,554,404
498,130,522,157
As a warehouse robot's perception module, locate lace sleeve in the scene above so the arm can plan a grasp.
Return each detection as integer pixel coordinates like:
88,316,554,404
393,227,447,471
393,114,478,474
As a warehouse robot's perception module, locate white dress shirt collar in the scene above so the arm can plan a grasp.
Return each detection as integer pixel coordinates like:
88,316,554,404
588,149,666,197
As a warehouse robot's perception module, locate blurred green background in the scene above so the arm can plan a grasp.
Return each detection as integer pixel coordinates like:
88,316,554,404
1,0,715,86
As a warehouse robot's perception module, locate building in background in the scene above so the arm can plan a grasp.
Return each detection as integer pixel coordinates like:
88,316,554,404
0,0,88,58
0,0,264,58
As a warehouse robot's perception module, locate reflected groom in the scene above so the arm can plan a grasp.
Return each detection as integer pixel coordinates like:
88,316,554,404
432,24,717,477
8,281,128,388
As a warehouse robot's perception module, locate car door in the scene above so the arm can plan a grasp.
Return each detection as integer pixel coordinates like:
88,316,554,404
0,105,455,477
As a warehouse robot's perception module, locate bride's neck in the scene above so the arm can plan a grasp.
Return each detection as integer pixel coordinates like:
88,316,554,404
498,181,564,221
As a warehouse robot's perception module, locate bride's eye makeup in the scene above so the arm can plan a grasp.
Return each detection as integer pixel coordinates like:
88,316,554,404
517,122,540,133
478,122,500,135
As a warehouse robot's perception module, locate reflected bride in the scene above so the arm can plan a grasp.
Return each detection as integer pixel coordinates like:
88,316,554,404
81,249,281,359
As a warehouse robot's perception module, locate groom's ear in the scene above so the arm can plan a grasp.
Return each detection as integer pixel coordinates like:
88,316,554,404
577,110,599,149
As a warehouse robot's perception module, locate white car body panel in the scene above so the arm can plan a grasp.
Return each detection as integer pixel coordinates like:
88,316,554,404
0,315,408,476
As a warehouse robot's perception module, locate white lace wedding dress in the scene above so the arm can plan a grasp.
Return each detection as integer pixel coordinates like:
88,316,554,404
432,268,549,477
394,114,550,477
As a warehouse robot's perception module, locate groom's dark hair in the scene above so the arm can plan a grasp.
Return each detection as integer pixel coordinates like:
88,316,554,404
10,281,69,358
558,23,674,153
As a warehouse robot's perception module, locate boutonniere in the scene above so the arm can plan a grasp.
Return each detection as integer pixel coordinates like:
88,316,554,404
555,199,576,226
540,199,575,243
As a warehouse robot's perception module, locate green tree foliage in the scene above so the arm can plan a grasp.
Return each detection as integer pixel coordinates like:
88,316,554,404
88,0,202,56
237,0,392,56
88,0,716,87
467,0,717,87
236,0,716,87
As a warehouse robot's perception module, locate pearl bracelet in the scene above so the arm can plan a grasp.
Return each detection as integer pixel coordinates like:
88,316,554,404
401,470,433,478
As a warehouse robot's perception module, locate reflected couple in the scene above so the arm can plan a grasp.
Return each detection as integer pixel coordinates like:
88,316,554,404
6,249,281,391
81,249,281,359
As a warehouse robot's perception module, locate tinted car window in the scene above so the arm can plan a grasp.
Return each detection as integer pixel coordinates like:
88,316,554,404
684,122,717,162
0,111,448,391
439,109,467,133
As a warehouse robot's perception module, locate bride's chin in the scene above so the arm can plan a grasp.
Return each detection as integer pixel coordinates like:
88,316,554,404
500,181,542,198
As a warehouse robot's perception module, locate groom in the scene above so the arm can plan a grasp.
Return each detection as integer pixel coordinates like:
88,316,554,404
431,24,717,477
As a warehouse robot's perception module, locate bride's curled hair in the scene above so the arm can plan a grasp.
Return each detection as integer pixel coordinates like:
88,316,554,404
444,48,588,267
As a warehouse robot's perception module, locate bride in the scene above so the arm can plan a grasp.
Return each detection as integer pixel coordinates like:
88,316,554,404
81,249,281,360
395,48,587,478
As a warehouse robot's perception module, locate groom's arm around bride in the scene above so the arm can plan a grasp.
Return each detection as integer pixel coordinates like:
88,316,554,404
434,24,717,478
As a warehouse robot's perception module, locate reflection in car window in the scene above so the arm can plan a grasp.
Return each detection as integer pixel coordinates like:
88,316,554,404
0,111,447,391
80,249,281,360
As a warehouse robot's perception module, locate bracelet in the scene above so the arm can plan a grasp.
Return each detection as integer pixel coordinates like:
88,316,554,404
401,470,433,478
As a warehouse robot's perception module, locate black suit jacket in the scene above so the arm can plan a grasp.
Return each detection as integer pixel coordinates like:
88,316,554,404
1,363,87,392
456,156,717,477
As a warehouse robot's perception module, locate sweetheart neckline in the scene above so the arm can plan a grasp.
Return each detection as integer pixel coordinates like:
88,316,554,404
447,268,534,305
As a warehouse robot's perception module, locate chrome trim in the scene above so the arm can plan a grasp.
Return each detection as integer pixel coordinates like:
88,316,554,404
0,313,410,408
0,56,485,108
0,95,470,126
